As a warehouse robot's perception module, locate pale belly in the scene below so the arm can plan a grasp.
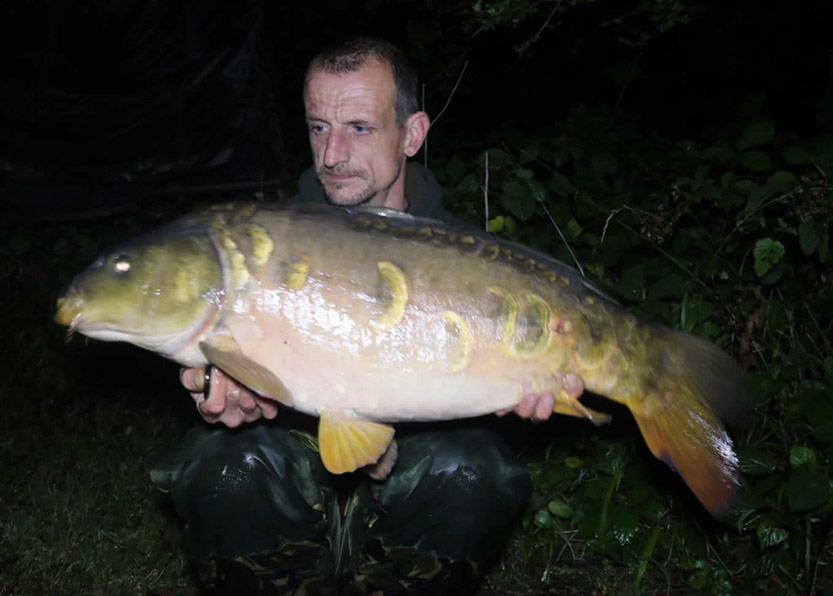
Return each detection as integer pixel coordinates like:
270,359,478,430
220,277,565,422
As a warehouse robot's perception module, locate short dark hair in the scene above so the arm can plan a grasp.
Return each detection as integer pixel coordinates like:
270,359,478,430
305,37,419,125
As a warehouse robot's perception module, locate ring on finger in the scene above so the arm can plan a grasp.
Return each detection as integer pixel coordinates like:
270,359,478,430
203,364,213,399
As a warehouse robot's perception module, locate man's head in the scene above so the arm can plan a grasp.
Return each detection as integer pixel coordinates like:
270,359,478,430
303,37,430,210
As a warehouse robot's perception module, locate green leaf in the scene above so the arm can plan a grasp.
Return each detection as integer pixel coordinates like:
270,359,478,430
799,222,820,255
737,121,774,151
444,155,467,181
756,523,789,550
763,170,799,196
702,146,736,163
785,470,832,512
525,176,546,201
533,508,553,528
609,509,639,546
813,419,833,444
514,166,535,180
528,490,547,512
783,145,813,165
487,148,513,170
503,215,520,240
737,151,772,172
759,262,787,285
591,152,618,176
648,273,690,299
753,238,785,276
566,218,582,239
500,179,536,221
549,172,574,197
488,216,505,233
518,139,541,164
617,264,645,300
547,498,574,519
765,297,786,330
789,445,818,469
732,179,760,198
454,173,480,194
737,448,777,476
579,477,610,501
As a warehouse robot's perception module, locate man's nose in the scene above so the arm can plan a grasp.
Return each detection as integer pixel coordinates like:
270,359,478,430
323,131,348,167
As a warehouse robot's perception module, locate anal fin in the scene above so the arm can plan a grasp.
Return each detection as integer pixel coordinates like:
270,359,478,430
552,373,610,426
200,336,293,406
552,387,612,426
318,409,395,474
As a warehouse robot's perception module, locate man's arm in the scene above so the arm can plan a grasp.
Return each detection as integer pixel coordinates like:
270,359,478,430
180,366,279,427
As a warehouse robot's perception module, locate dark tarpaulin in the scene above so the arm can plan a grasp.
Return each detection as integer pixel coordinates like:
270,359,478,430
1,0,288,219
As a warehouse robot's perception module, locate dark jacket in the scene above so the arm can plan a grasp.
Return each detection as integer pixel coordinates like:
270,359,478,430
292,161,459,225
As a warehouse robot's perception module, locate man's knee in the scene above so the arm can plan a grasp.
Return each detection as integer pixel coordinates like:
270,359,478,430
151,424,331,559
370,427,531,562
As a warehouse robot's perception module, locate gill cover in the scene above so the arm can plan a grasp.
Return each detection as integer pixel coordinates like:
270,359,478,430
56,230,222,341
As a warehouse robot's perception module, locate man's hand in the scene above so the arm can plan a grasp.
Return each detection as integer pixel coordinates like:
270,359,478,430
496,373,585,421
180,366,279,427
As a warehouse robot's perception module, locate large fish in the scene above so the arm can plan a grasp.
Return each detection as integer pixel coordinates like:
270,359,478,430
55,203,744,519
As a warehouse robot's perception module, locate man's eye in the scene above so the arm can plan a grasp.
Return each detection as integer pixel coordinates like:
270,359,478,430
310,124,326,134
353,125,370,134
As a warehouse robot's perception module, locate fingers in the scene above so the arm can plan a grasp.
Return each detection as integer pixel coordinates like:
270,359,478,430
363,440,398,480
179,366,278,427
533,392,555,421
257,397,280,419
507,373,586,422
514,394,537,419
512,393,554,421
179,367,205,393
561,372,585,397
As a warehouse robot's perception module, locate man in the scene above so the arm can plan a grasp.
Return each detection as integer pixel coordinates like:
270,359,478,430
154,37,565,595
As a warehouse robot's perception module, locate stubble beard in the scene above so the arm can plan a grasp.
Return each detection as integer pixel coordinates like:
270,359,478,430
318,160,404,207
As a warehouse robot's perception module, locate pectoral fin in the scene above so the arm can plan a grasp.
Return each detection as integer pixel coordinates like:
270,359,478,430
318,409,395,474
200,336,292,406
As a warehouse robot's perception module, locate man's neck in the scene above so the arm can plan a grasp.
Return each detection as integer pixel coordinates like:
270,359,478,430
380,192,408,211
374,159,409,212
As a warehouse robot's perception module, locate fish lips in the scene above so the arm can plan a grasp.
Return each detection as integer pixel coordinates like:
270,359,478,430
54,291,84,328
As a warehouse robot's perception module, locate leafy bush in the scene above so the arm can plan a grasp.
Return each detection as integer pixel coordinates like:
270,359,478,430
434,103,833,593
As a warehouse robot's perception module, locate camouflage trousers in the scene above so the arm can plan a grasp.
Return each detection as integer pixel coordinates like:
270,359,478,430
151,422,531,595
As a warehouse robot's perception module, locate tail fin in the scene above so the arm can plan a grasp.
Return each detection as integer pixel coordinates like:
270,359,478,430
629,329,745,520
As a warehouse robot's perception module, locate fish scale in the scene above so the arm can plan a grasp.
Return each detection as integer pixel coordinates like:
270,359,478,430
55,202,745,520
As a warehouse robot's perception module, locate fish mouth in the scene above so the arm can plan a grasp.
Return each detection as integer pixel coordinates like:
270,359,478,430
54,294,84,329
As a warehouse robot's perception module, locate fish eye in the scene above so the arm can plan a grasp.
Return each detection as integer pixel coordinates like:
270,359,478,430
113,255,131,274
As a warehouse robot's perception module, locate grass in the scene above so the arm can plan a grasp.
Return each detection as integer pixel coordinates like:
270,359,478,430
0,215,199,595
2,200,831,595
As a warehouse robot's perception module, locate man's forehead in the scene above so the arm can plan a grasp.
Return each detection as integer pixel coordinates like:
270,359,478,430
304,58,396,118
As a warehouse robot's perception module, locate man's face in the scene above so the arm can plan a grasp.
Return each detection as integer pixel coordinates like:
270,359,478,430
304,58,412,208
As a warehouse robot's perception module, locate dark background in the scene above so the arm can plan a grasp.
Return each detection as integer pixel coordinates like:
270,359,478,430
2,0,832,219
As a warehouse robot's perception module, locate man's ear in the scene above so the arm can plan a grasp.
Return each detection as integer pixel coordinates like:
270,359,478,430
403,111,430,157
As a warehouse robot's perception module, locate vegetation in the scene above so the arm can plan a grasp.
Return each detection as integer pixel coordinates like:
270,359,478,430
3,98,831,594
2,0,832,594
435,100,833,594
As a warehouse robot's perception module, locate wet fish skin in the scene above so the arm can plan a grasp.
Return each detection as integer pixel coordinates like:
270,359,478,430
55,202,745,519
